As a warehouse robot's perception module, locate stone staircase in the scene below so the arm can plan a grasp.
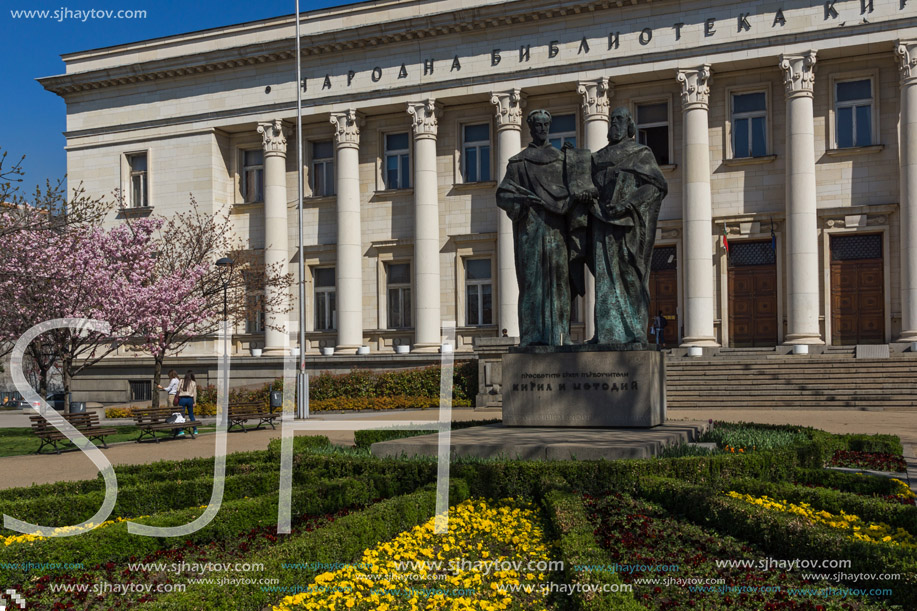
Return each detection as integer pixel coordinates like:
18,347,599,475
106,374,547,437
665,350,917,410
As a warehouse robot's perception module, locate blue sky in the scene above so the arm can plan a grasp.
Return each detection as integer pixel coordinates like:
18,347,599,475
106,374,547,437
2,0,346,199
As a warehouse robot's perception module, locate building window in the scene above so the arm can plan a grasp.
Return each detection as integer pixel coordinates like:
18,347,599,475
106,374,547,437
465,259,493,326
387,262,411,329
311,141,335,197
127,153,148,208
384,133,410,190
314,267,336,331
244,270,265,334
732,92,767,158
462,124,491,183
636,102,669,165
241,149,264,203
129,380,152,402
571,295,583,324
548,114,577,148
835,79,873,148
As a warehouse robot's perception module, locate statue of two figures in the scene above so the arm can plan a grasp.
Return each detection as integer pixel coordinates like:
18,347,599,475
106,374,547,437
497,108,668,347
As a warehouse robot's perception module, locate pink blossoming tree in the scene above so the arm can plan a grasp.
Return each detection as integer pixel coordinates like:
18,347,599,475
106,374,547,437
0,217,163,410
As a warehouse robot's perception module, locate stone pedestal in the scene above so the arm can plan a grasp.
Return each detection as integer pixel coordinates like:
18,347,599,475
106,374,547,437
472,336,518,407
501,347,665,427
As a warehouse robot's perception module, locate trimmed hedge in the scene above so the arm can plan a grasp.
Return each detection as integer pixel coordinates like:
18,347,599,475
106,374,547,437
309,362,478,404
632,475,917,607
722,477,917,535
543,488,642,610
792,467,906,496
310,395,471,411
354,419,501,448
0,476,388,583
451,446,817,500
141,481,470,611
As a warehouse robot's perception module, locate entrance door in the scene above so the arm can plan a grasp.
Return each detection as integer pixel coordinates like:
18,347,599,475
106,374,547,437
830,234,884,345
649,246,678,345
728,241,778,347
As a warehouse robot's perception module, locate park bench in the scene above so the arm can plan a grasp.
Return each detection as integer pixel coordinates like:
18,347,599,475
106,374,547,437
131,407,197,443
29,412,118,455
227,401,281,433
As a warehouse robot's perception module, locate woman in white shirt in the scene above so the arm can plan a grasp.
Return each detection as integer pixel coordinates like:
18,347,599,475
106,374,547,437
157,370,180,406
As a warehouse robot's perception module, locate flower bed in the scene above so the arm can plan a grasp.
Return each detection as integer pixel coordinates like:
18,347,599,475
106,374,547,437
0,424,911,610
273,498,550,611
726,491,917,548
827,450,908,473
586,490,895,610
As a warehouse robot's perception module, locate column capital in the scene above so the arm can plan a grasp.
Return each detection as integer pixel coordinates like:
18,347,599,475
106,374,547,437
491,89,527,132
577,78,613,122
897,40,917,86
676,66,712,111
257,119,289,157
780,51,817,99
407,99,441,139
330,109,364,148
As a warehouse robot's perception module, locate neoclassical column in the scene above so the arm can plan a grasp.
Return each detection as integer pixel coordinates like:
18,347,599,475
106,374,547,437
780,51,823,345
407,99,443,351
896,41,917,342
578,77,612,341
256,119,291,354
676,66,719,346
330,109,364,353
491,89,526,338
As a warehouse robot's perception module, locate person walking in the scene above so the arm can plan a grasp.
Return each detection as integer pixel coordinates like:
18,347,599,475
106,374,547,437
177,370,198,436
157,369,180,408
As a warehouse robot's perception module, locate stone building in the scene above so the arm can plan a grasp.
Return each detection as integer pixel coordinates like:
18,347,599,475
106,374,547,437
38,0,917,401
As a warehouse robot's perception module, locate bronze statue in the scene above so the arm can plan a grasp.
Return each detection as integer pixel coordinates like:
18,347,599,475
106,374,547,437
588,107,668,344
496,109,595,346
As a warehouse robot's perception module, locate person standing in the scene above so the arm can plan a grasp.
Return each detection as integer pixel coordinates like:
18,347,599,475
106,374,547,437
177,370,198,436
157,369,180,407
653,311,668,349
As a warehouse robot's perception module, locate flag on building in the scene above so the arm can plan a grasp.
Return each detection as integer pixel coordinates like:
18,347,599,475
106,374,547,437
722,222,730,256
770,221,777,252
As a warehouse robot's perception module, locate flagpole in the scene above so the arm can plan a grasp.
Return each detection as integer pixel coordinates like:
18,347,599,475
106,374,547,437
295,0,308,419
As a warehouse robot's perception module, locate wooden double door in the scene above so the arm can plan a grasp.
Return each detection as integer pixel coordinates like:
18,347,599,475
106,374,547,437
648,246,678,345
830,234,884,345
728,241,778,347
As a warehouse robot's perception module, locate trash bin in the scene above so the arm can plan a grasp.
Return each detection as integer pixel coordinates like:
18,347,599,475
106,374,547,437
269,390,283,409
69,401,86,414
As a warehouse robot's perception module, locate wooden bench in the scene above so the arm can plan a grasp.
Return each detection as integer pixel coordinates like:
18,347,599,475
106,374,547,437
227,401,281,433
29,412,118,455
131,407,197,443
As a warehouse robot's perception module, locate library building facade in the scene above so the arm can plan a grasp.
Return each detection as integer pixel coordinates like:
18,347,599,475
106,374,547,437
38,0,917,398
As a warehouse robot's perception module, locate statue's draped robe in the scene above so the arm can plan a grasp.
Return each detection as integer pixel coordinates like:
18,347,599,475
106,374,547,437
497,143,587,346
589,140,668,344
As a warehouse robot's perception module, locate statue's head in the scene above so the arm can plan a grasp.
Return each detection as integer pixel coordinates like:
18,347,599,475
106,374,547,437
526,109,552,145
608,107,635,144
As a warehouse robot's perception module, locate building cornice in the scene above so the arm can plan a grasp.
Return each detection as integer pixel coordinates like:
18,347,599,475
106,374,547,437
38,0,652,96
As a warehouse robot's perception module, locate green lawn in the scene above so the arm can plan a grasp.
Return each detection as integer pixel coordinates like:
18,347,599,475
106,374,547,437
0,425,218,457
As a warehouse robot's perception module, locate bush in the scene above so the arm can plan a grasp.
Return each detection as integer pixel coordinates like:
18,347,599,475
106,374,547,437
543,488,643,610
0,476,389,581
721,477,917,535
310,395,471,412
310,362,477,405
631,475,917,607
354,419,501,448
142,482,470,610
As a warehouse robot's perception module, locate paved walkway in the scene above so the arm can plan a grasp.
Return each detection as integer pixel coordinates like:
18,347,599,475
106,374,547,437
0,407,914,491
